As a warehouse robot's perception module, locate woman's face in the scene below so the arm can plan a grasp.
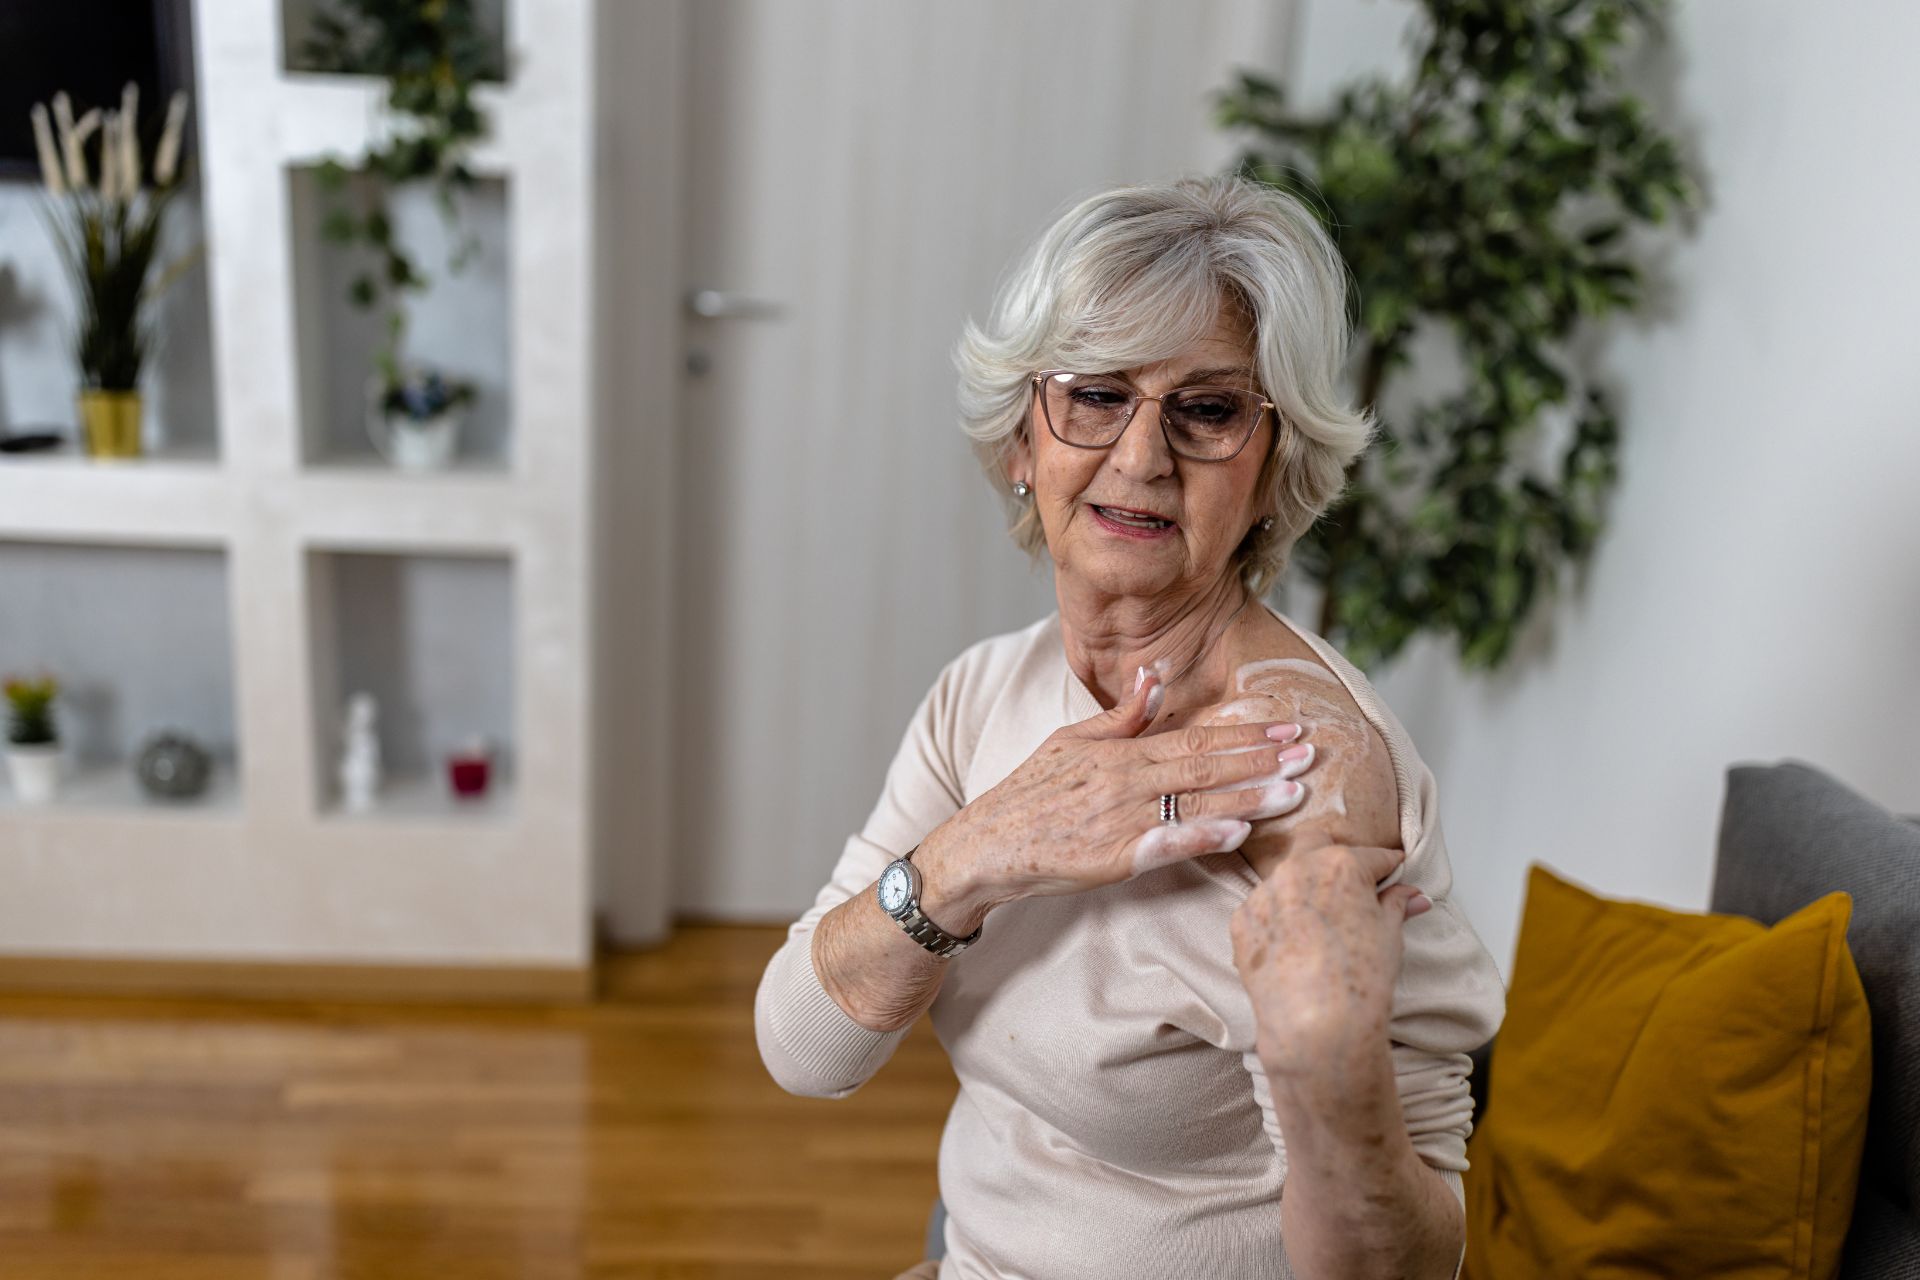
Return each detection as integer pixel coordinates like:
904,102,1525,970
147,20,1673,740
1009,304,1275,603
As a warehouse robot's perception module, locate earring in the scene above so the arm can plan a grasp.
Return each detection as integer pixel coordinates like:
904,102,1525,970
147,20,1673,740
1012,480,1031,499
1258,516,1274,532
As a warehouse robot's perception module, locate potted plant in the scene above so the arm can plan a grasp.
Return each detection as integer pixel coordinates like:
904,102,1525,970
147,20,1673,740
366,363,476,470
29,83,199,459
4,674,63,805
302,0,503,470
1214,0,1695,672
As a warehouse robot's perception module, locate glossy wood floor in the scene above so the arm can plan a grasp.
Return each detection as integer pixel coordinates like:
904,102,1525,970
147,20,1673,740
0,926,957,1279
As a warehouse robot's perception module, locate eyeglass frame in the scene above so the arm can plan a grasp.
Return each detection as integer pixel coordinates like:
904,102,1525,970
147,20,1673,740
1028,369,1280,463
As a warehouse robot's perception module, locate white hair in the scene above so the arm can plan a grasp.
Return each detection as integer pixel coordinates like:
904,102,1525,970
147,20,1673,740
952,173,1375,595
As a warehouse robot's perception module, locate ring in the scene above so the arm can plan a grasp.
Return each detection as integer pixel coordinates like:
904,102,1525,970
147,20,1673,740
1159,793,1179,825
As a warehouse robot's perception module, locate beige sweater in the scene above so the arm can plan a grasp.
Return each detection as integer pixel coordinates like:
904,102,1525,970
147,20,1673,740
754,605,1507,1278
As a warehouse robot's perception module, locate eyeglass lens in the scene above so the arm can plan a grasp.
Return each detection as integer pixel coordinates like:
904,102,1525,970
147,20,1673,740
1038,373,1262,460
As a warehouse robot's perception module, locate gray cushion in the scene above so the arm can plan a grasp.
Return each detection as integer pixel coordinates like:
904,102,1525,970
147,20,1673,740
1710,760,1920,1278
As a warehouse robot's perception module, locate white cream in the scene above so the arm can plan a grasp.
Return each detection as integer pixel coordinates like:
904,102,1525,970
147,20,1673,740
1244,770,1309,820
1233,657,1342,688
1208,696,1283,723
1130,819,1252,876
1179,658,1376,835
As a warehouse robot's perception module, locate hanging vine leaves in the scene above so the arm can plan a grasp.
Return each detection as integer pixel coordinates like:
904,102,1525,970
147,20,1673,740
302,0,504,389
1215,0,1695,672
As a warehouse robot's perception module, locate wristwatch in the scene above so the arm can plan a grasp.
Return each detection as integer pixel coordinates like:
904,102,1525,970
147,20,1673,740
876,845,983,959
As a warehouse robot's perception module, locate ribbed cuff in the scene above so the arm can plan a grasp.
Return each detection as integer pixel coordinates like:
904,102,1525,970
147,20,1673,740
758,934,910,1096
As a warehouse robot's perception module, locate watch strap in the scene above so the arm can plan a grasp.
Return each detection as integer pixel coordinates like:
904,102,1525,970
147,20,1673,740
883,847,983,958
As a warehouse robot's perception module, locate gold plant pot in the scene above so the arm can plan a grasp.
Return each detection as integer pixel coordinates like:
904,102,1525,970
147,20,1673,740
77,389,144,459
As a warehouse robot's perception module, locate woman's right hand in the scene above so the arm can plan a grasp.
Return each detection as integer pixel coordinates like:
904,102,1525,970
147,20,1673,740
916,668,1317,921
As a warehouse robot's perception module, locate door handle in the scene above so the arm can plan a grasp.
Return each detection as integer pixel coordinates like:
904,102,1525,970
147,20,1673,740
685,288,785,320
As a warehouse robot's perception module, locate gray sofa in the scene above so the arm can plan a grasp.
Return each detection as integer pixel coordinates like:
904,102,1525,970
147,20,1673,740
1468,760,1920,1277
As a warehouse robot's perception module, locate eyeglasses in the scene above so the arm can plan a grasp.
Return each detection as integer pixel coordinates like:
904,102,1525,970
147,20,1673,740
1030,370,1275,462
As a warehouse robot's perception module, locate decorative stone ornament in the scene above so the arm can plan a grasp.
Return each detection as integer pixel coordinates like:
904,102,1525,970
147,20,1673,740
136,731,213,800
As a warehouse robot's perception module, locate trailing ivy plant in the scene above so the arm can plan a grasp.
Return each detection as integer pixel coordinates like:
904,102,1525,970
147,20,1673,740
300,0,506,389
1215,0,1695,672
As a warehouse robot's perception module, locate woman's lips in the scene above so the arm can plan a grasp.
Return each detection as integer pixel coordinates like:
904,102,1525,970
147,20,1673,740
1089,504,1178,539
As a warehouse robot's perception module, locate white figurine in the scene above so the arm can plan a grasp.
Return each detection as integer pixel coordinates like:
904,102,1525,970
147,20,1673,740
339,691,382,812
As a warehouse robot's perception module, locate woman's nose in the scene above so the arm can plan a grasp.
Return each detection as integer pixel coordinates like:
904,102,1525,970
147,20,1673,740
1110,399,1175,480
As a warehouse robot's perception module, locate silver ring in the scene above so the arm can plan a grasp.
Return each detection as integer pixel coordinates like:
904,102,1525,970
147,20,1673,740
1159,793,1179,825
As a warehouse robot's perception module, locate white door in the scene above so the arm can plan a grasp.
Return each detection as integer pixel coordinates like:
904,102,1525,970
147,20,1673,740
627,0,1293,928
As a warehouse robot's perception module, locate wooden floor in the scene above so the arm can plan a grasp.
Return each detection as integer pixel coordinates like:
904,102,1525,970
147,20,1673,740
0,926,957,1279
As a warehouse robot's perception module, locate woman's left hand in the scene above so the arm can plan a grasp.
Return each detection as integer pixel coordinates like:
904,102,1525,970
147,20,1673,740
1228,826,1432,1081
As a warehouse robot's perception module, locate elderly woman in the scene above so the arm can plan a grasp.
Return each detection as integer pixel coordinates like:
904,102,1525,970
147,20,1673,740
753,174,1505,1279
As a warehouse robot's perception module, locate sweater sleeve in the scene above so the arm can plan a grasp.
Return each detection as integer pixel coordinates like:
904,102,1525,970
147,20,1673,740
1237,834,1497,1280
1229,624,1501,1280
1228,890,1482,1280
1250,616,1504,1277
1238,872,1499,1177
1247,1041,1469,1280
753,650,975,1098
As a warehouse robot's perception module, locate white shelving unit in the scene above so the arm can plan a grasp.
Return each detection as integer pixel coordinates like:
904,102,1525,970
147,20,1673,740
0,0,683,988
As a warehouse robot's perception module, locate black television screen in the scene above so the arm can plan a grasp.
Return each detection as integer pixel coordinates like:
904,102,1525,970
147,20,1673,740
0,0,192,185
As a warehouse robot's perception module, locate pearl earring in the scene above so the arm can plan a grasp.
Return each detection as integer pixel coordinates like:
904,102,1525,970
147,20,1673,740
1013,480,1031,499
1258,516,1274,532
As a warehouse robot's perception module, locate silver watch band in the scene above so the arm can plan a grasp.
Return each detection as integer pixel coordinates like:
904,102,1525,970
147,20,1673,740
896,899,980,958
882,846,983,958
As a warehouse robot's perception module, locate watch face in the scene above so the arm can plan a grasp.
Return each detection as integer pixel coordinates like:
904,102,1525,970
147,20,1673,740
878,863,911,914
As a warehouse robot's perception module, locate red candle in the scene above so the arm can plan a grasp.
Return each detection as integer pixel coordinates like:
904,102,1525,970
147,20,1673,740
448,757,488,795
447,737,492,797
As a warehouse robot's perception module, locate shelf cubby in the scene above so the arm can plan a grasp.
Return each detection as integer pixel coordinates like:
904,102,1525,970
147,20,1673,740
278,0,511,83
285,163,514,473
0,538,240,814
304,546,515,820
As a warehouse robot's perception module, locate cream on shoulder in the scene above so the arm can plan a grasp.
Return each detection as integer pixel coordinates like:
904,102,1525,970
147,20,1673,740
1197,658,1385,821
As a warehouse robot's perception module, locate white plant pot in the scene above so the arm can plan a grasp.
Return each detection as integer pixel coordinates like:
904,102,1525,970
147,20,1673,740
5,742,63,805
393,416,460,470
387,413,461,470
365,373,466,471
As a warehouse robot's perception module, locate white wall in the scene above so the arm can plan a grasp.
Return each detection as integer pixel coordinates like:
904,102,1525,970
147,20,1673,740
1292,0,1920,981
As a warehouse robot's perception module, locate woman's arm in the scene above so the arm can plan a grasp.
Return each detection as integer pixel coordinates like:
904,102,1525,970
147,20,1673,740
754,655,976,1098
1271,1047,1466,1280
813,672,1312,1032
809,827,1004,1032
1216,689,1481,1278
1235,836,1466,1280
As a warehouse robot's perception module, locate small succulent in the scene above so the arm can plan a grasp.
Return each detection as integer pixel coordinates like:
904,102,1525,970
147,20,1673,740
379,366,476,423
4,674,59,746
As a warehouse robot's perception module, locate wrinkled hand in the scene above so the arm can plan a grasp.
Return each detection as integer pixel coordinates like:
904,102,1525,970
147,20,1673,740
925,668,1318,914
1228,826,1431,1080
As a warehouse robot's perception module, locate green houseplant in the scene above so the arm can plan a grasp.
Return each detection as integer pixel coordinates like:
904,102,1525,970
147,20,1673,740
1215,0,1696,671
29,84,199,458
366,363,478,469
300,0,504,466
4,674,63,805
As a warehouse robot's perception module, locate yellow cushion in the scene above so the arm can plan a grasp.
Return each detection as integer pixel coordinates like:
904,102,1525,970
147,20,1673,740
1463,863,1872,1280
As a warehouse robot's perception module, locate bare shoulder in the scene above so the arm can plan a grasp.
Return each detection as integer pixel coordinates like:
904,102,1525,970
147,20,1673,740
1195,609,1400,879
